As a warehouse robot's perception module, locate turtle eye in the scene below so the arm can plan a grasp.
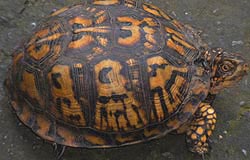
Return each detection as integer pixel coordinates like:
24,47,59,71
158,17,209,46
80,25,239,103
220,60,235,72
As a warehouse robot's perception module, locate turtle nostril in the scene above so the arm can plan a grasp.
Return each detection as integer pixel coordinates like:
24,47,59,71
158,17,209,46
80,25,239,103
244,63,249,69
243,63,249,73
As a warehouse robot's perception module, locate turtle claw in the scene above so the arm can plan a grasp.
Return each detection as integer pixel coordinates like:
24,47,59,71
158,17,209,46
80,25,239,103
53,143,66,160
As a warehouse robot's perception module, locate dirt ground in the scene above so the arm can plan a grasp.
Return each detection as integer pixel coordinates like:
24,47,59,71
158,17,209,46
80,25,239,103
0,0,250,160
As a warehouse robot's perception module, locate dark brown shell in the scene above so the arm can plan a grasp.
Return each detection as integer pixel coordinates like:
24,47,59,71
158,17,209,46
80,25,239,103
5,0,210,148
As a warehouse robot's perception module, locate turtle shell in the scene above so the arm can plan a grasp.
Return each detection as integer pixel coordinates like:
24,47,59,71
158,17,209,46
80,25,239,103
5,0,210,148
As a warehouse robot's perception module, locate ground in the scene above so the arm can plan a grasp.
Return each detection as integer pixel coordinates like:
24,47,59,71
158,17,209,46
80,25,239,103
0,0,250,160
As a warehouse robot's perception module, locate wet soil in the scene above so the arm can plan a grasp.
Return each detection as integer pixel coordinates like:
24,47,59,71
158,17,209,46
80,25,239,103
0,0,250,160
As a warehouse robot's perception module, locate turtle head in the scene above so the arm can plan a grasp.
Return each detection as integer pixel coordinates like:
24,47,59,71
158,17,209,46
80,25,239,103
209,48,248,94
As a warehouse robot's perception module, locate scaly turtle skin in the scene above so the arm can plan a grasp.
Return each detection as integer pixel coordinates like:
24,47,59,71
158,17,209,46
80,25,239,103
4,0,248,157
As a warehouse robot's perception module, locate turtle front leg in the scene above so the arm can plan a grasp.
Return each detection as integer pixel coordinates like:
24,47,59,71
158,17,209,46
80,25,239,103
186,103,216,154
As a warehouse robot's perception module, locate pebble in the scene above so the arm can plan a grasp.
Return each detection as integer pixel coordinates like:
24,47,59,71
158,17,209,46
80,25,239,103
171,11,177,17
223,130,228,134
218,135,223,140
31,22,37,29
242,149,247,156
216,21,222,25
232,40,244,46
239,101,245,106
212,8,219,14
3,135,8,139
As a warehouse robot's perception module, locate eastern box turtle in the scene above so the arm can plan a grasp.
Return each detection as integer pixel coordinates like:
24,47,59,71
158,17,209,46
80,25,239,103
4,0,248,158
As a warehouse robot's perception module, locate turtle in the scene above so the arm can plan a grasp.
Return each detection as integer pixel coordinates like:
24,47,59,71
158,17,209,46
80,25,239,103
4,0,248,159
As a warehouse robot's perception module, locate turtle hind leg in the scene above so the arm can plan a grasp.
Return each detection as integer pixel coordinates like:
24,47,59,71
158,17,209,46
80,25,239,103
53,143,66,160
186,103,216,155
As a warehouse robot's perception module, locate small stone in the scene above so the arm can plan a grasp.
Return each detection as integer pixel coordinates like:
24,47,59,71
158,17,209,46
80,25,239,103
213,8,219,14
223,130,228,134
216,21,221,25
31,22,37,29
242,149,247,156
239,101,245,106
3,135,8,139
171,11,177,17
219,135,223,140
232,40,244,46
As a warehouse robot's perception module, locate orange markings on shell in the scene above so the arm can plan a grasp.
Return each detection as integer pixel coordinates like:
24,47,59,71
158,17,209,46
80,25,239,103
92,47,103,54
48,65,86,126
118,26,141,46
50,7,69,16
142,4,160,17
95,15,107,24
69,17,92,26
36,33,64,44
167,39,185,56
84,134,107,145
143,128,161,137
35,29,50,39
142,4,171,20
147,56,188,121
144,42,154,49
69,35,94,49
115,135,135,143
94,59,147,131
117,17,158,47
165,27,185,39
19,103,33,125
36,114,54,141
57,127,78,147
96,36,108,47
74,26,111,33
20,71,43,106
93,0,119,5
27,44,50,60
172,35,196,50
